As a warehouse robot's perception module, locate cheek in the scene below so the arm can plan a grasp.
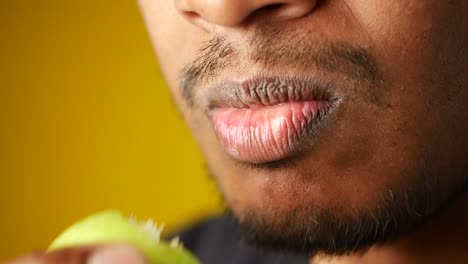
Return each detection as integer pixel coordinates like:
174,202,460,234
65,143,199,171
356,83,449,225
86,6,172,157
139,0,208,99
345,1,446,84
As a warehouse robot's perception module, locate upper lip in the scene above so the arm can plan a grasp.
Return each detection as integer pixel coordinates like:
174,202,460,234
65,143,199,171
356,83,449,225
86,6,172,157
202,75,341,114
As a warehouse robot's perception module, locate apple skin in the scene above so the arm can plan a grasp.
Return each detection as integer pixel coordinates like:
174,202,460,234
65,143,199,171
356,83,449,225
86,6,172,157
49,209,200,264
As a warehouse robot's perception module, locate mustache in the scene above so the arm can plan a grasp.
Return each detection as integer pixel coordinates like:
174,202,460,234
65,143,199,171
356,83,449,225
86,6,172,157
181,30,382,105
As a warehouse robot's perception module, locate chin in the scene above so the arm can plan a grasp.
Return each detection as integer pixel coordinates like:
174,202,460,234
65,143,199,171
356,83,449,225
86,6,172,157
218,163,468,257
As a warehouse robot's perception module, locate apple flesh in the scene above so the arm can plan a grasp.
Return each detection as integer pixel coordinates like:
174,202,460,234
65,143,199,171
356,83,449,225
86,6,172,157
49,209,200,264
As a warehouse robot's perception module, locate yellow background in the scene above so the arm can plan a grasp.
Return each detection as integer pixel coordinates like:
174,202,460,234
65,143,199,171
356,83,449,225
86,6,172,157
0,0,222,260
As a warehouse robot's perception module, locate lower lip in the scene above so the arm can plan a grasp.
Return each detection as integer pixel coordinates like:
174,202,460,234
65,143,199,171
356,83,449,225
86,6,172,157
212,101,328,163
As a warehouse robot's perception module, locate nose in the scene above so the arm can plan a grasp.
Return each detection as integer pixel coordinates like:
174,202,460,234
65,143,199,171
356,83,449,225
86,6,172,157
176,0,318,29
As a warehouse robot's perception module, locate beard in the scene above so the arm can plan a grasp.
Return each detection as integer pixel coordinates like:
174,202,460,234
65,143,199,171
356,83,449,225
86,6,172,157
222,169,467,257
181,14,468,258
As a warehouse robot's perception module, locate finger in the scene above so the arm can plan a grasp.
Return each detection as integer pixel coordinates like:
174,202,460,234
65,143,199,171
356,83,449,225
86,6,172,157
44,244,147,264
1,252,44,264
44,245,94,264
87,245,148,264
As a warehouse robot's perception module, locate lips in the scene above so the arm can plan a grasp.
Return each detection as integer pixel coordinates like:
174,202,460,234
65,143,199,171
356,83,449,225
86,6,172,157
204,76,339,164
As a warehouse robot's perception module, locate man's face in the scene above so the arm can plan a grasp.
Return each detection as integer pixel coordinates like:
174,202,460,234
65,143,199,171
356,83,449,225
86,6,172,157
139,0,467,255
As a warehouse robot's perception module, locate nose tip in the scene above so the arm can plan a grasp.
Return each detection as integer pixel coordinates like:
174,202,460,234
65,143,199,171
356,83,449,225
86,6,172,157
176,0,318,29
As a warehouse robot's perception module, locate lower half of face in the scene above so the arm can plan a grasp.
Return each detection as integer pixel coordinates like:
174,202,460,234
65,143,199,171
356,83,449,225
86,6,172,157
142,0,468,255
196,70,468,254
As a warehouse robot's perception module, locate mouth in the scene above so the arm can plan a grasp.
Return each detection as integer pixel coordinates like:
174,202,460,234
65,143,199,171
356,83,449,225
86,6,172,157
203,75,341,164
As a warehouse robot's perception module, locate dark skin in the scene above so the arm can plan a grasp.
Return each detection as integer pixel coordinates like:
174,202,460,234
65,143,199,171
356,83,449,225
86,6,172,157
4,0,467,263
312,195,468,264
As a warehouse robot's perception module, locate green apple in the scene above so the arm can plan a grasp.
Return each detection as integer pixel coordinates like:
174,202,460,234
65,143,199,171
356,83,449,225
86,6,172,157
48,209,199,264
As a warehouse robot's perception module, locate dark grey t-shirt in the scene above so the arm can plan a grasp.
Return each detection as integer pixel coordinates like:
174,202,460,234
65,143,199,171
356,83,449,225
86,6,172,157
176,216,309,264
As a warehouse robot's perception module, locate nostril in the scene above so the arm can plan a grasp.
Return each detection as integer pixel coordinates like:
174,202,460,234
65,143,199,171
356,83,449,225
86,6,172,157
185,11,200,19
177,0,318,28
256,3,285,14
248,3,314,23
246,3,285,22
263,3,285,11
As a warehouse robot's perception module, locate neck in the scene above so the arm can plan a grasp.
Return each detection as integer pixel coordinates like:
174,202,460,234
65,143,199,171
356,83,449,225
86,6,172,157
312,192,468,264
